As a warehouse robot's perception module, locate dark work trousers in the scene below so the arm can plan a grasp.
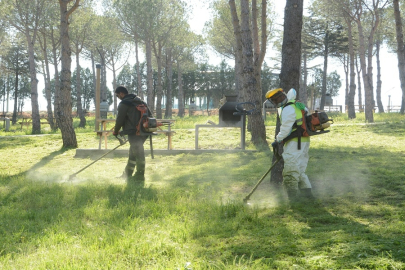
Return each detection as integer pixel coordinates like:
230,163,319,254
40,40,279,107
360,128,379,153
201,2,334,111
125,134,148,176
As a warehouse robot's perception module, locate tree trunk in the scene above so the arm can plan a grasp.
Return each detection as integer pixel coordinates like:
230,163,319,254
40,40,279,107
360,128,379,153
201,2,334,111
51,27,61,129
165,48,173,119
375,39,384,113
26,33,41,134
135,39,143,100
252,0,260,90
356,19,374,122
229,0,244,101
355,56,363,111
300,51,308,106
206,84,211,112
394,0,405,114
154,42,163,119
346,18,356,119
320,31,329,110
98,54,107,101
279,0,303,92
75,49,86,127
272,0,304,185
240,0,267,148
112,66,117,115
177,62,184,117
250,0,267,132
343,55,348,112
12,71,18,125
59,0,78,148
90,53,96,106
146,38,154,113
40,32,55,129
235,54,244,100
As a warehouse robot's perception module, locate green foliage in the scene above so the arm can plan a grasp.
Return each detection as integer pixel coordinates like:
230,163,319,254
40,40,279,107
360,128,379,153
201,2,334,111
1,114,405,268
1,40,31,111
302,14,348,59
307,68,341,98
71,67,95,111
205,0,276,60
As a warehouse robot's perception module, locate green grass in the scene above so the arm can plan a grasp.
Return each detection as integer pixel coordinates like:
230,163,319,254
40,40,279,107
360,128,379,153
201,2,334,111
0,112,405,269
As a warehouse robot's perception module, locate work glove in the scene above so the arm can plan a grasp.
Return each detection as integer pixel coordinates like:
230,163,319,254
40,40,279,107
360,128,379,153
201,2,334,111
271,140,278,148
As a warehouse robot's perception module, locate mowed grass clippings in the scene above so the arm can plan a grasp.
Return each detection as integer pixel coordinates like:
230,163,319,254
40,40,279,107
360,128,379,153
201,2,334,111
0,113,404,269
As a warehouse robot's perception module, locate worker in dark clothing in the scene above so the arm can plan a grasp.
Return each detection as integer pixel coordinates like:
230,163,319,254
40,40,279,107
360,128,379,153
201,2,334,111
113,86,151,182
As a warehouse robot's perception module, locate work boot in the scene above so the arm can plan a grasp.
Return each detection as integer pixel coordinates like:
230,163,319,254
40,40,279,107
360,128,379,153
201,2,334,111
125,168,134,179
287,189,298,203
116,172,127,179
117,167,134,181
300,188,315,200
133,162,145,182
133,171,145,182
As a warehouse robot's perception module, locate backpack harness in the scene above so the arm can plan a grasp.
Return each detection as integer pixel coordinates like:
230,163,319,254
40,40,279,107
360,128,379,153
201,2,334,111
282,101,333,150
120,98,160,135
135,103,159,135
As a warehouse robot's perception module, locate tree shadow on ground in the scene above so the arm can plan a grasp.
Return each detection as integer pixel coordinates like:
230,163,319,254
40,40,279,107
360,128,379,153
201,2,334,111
0,142,160,259
179,144,405,268
0,136,36,149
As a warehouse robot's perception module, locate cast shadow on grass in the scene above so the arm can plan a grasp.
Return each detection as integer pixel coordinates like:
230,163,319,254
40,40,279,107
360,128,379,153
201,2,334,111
182,196,405,268
0,179,159,259
106,181,158,208
29,148,70,172
309,146,405,208
292,203,404,268
0,147,70,186
0,144,160,259
0,176,74,257
165,146,405,268
0,136,35,149
344,120,405,138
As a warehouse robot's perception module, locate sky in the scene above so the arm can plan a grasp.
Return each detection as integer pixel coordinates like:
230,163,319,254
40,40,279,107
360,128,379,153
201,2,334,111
4,0,403,112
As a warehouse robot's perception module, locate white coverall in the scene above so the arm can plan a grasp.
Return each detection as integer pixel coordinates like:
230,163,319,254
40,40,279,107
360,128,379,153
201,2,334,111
276,89,312,191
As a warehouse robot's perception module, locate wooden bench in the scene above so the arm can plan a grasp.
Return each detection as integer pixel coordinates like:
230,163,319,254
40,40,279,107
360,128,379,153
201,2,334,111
155,130,176,150
95,119,116,149
94,119,176,150
155,119,176,150
18,118,52,130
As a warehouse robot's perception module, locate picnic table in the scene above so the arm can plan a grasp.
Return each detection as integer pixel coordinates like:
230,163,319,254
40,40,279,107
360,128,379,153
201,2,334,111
95,119,176,150
18,117,52,130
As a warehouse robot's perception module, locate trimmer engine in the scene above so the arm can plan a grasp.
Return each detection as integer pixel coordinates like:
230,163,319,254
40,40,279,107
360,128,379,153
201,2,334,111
142,117,160,133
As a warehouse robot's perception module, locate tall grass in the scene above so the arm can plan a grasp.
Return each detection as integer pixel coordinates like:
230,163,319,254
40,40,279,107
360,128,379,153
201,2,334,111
0,113,405,269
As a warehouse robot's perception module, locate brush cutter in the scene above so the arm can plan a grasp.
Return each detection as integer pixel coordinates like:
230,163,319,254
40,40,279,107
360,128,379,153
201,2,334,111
69,134,128,180
243,142,282,203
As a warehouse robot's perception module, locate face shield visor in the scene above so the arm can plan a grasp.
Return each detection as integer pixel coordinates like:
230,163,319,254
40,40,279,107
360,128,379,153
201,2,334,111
266,90,288,108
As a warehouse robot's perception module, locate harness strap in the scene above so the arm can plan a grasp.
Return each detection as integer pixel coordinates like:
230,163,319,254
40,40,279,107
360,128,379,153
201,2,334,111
136,104,148,135
282,107,306,150
283,126,303,150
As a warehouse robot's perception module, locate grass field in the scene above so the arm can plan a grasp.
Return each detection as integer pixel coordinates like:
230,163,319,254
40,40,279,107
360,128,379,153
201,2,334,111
0,113,404,269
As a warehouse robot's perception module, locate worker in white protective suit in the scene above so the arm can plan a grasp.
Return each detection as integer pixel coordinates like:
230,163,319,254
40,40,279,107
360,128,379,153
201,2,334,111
265,88,314,202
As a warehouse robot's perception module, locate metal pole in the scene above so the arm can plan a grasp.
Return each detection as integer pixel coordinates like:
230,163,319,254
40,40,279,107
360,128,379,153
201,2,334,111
262,101,266,120
95,64,101,131
241,112,246,150
150,135,154,159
